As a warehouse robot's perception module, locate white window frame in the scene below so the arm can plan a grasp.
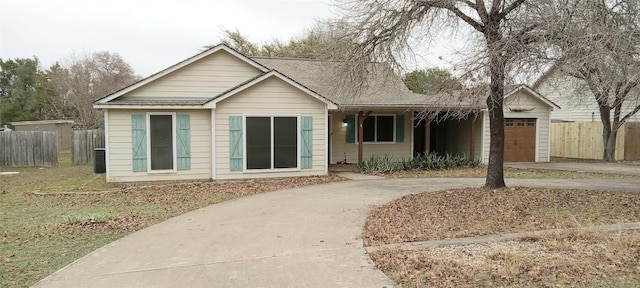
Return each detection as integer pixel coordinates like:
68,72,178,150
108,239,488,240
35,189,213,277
146,112,177,173
357,114,396,144
242,114,301,173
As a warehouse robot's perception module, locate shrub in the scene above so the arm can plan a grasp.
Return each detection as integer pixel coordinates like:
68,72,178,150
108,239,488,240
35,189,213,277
356,152,480,173
356,154,402,173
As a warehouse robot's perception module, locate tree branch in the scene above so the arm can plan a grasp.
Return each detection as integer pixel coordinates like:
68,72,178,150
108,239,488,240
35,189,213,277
498,0,526,19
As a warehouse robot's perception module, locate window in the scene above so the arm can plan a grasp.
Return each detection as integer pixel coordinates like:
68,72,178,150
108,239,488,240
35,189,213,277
245,116,298,170
505,119,514,126
149,114,175,171
362,115,394,142
131,113,190,173
527,119,536,126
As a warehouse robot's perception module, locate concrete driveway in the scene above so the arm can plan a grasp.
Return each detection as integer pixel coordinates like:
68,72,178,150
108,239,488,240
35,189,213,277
34,178,640,288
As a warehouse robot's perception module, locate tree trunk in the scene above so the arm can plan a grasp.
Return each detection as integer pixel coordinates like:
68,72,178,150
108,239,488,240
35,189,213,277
598,105,616,162
603,128,618,161
484,31,507,189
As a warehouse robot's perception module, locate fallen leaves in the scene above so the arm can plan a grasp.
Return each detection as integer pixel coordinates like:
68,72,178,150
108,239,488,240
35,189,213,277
365,186,640,287
370,230,640,287
364,187,640,246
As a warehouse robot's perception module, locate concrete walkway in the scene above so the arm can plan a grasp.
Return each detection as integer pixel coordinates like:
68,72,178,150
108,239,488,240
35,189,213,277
34,178,640,288
506,162,640,176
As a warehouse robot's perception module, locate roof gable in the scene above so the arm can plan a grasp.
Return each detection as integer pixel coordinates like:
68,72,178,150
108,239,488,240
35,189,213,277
505,85,560,110
94,44,269,105
203,70,338,109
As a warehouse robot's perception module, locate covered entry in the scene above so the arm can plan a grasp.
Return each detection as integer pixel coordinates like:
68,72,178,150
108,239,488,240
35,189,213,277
413,112,482,159
504,118,536,162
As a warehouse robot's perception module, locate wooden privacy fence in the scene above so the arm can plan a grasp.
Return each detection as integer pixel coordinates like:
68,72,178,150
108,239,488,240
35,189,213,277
551,122,640,160
0,131,58,166
72,130,105,165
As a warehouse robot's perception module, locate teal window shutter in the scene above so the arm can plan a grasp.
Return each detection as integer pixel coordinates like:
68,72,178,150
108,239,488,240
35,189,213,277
229,116,243,171
131,115,147,172
177,114,191,170
345,115,355,143
301,116,313,169
396,115,404,142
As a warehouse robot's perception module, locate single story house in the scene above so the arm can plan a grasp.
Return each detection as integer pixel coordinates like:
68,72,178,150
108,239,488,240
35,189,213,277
94,44,558,182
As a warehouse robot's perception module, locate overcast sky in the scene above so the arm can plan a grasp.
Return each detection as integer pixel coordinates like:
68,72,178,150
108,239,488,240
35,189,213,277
1,0,462,77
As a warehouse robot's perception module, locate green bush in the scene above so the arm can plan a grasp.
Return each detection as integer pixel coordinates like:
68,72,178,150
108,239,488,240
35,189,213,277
356,152,480,173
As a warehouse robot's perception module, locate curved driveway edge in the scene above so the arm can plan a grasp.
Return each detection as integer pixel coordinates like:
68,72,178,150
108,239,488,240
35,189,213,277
34,178,640,288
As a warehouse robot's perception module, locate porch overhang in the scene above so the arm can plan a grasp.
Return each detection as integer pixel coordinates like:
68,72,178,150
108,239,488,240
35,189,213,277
336,104,485,111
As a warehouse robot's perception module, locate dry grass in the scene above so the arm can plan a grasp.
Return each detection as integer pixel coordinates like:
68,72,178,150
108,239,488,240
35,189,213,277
0,159,344,287
370,230,640,287
364,187,640,246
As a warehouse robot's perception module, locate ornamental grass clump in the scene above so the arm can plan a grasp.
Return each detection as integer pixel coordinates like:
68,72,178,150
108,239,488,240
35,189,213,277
357,153,480,173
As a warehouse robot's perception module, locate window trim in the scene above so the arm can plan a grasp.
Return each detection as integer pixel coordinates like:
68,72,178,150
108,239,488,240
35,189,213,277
242,114,301,173
356,114,396,144
146,112,177,173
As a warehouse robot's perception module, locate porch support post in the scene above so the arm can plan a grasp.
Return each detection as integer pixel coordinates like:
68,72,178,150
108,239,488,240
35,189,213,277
469,116,476,160
357,111,372,162
424,119,431,155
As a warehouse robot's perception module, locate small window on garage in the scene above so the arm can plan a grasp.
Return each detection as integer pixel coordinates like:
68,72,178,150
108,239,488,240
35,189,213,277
527,119,536,126
505,119,514,126
517,120,525,126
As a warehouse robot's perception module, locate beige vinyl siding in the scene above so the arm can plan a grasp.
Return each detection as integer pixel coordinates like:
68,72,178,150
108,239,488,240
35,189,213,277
536,70,640,122
106,109,211,182
329,111,412,164
119,50,262,99
481,91,552,163
215,77,327,180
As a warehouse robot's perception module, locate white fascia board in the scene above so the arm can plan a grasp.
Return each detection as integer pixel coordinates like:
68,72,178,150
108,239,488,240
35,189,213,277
93,104,204,109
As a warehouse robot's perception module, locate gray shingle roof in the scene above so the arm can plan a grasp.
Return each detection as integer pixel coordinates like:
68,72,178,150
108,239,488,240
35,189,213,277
252,57,483,109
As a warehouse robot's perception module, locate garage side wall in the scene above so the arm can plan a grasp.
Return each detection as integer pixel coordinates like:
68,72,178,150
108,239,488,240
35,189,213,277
482,91,552,163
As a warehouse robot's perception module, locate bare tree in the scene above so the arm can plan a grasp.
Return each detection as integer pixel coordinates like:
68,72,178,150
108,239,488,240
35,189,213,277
51,51,140,129
546,0,640,161
216,25,355,59
331,0,558,188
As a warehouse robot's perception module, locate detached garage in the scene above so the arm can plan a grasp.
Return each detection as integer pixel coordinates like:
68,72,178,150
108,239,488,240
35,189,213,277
482,86,560,163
